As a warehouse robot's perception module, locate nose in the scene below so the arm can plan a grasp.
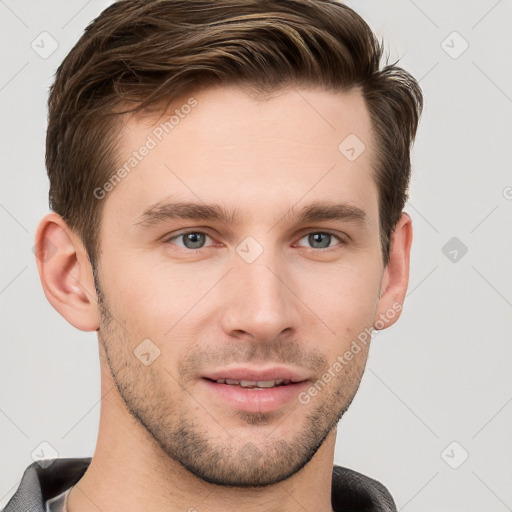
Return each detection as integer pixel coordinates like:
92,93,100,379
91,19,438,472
219,245,301,344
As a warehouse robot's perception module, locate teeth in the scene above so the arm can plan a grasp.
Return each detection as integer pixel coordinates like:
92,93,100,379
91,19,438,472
253,380,277,388
214,378,290,388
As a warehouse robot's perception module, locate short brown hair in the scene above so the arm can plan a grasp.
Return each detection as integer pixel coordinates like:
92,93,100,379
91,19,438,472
46,0,423,267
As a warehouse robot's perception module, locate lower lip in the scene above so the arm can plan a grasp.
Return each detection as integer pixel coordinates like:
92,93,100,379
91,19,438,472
201,379,309,414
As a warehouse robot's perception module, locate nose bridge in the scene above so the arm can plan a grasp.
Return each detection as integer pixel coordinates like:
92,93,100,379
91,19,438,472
221,236,298,340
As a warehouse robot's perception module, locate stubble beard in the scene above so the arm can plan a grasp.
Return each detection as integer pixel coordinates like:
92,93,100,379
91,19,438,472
95,276,366,488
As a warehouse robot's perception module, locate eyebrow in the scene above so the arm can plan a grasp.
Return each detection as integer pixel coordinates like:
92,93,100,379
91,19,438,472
135,199,367,228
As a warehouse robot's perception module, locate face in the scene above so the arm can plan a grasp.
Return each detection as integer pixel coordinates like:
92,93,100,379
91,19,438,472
94,85,385,487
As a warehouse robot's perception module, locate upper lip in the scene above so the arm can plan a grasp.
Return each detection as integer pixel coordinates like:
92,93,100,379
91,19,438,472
203,366,309,383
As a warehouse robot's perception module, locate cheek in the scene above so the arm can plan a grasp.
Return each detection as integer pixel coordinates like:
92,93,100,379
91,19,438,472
99,239,382,345
100,254,217,342
97,252,166,335
295,257,381,332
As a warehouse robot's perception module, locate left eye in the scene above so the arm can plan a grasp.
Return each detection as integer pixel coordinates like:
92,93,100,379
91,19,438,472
296,232,342,250
166,231,343,251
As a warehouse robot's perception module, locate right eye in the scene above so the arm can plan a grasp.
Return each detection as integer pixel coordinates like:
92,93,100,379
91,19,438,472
165,230,215,251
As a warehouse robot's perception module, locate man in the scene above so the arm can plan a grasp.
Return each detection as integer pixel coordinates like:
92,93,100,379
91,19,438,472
3,0,422,511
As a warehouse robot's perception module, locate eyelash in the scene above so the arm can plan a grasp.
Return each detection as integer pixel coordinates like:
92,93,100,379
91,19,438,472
164,229,346,252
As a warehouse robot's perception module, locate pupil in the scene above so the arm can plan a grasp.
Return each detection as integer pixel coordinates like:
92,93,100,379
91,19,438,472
309,233,330,249
185,233,205,249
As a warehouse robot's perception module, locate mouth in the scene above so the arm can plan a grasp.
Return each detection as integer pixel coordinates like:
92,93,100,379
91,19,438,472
205,377,301,389
200,367,310,414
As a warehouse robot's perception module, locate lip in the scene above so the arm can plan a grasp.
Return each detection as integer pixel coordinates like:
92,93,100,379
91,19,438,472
200,366,310,414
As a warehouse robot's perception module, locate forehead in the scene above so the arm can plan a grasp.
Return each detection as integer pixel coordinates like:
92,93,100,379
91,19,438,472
105,85,378,228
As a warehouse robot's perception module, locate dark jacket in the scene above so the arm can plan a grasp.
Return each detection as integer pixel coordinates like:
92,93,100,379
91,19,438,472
2,458,397,511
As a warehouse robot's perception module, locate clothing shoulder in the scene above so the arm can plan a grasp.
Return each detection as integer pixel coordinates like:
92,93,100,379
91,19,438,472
2,458,395,512
331,464,397,512
2,458,91,512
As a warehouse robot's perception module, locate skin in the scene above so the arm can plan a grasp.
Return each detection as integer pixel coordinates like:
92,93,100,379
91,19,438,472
35,85,412,512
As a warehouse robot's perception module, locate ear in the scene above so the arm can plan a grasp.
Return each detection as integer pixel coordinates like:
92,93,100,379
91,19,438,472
34,212,99,331
373,212,413,330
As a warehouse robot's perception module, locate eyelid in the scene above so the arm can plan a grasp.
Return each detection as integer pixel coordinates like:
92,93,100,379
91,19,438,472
294,230,346,249
295,227,348,241
164,228,347,251
164,229,216,249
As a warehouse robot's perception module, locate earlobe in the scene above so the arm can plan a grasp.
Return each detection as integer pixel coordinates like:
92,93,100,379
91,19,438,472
373,212,413,331
34,213,99,332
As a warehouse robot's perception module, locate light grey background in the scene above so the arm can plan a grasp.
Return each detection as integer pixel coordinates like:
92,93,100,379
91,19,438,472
1,1,511,510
